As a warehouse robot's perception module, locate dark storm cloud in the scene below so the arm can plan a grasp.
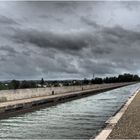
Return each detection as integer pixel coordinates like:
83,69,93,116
11,26,116,58
0,45,17,54
79,59,116,75
12,28,89,51
0,45,17,61
0,15,18,25
102,26,140,42
11,22,140,56
36,54,79,75
10,22,140,77
0,1,140,80
80,16,100,29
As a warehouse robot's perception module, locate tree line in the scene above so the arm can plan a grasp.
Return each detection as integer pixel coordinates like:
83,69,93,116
91,73,140,84
0,73,139,90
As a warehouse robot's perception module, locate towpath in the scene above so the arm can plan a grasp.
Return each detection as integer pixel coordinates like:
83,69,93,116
108,90,140,139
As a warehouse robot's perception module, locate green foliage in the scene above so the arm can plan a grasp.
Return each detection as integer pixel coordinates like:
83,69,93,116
0,80,37,90
0,83,9,90
20,80,36,89
40,78,45,87
0,73,139,91
83,78,90,85
91,73,140,84
9,80,20,89
91,78,103,84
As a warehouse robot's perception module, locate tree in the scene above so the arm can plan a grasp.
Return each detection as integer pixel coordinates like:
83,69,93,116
133,75,139,81
0,83,8,90
9,80,20,89
83,78,89,85
20,80,37,89
40,78,45,87
20,80,29,88
29,81,37,88
91,77,103,84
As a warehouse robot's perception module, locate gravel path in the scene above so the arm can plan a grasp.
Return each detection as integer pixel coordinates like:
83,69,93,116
108,91,140,139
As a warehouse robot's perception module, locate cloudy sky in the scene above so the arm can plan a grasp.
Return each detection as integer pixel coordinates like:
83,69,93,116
0,1,140,80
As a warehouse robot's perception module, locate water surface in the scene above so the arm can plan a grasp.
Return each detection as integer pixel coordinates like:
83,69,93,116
0,83,139,139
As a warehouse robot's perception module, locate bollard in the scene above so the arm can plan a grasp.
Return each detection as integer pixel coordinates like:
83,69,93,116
52,91,54,95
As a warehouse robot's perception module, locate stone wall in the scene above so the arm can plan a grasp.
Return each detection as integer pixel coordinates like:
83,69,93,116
0,83,133,102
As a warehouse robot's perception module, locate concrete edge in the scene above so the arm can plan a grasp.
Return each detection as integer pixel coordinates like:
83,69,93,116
91,87,140,140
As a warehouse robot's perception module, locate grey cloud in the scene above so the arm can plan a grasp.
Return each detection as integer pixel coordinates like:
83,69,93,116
0,15,18,25
80,16,100,29
92,47,113,55
0,45,18,60
11,23,140,57
12,28,89,52
37,56,79,75
9,22,140,78
102,26,140,41
11,27,115,59
0,1,140,80
80,60,116,75
0,45,17,54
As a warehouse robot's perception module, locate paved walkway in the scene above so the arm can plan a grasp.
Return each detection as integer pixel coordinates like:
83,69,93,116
108,91,140,139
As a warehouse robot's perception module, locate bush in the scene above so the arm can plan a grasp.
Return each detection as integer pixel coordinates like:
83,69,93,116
9,80,20,89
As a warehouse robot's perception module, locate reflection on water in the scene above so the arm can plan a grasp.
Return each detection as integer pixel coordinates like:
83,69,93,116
0,83,139,139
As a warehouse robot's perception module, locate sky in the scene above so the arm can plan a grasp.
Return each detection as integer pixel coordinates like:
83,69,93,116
0,1,140,80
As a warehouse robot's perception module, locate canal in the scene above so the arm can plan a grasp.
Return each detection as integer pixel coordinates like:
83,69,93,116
0,83,139,139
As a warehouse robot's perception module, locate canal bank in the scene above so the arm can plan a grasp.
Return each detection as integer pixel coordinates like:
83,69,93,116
94,83,140,140
0,82,134,116
107,88,140,139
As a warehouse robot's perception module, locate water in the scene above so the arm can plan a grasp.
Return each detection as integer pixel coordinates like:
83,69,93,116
0,83,139,139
